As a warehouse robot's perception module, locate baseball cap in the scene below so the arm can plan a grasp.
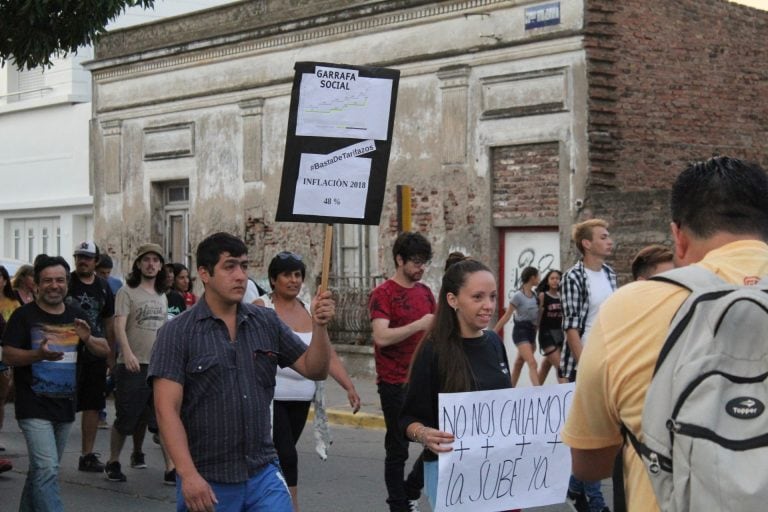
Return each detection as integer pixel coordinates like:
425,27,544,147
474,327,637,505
74,241,98,258
135,243,165,263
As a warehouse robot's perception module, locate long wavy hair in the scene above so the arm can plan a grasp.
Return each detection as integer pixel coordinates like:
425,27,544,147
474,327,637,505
411,258,492,393
126,257,167,294
0,265,15,298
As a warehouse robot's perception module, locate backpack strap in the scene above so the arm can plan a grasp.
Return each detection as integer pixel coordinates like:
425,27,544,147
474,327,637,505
623,424,673,474
649,264,727,292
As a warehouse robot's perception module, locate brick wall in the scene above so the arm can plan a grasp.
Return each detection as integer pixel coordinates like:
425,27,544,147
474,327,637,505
580,0,768,279
584,0,768,192
492,142,560,223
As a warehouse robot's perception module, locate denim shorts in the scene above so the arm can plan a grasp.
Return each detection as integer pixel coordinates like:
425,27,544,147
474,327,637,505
512,321,537,345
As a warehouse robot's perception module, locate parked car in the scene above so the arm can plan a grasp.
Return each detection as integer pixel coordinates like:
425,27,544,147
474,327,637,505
0,257,31,278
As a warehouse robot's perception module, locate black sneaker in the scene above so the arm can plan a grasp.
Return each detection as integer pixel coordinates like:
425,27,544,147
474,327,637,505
567,490,589,512
130,452,147,469
78,452,105,472
164,468,176,486
104,461,127,482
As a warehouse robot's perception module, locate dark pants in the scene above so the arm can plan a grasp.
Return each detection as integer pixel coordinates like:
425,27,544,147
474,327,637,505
378,382,423,512
272,400,312,487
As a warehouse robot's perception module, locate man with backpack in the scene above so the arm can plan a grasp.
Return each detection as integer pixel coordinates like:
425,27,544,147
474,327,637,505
562,156,768,511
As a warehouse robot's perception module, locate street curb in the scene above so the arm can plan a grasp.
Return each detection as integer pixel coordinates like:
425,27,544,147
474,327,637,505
307,408,385,430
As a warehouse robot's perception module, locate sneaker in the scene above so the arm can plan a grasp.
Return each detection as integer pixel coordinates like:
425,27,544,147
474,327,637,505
104,461,126,482
567,490,589,512
164,468,176,486
408,500,420,512
130,452,147,469
0,458,12,473
78,452,105,472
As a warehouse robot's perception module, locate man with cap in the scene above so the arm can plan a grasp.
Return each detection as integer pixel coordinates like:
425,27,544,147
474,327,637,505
104,243,171,483
67,241,116,473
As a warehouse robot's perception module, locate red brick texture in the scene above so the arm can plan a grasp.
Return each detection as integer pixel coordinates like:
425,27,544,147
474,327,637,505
492,142,560,223
581,0,768,279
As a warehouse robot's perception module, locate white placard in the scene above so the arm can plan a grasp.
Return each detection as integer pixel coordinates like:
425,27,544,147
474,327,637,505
292,140,376,218
436,383,575,512
296,66,393,140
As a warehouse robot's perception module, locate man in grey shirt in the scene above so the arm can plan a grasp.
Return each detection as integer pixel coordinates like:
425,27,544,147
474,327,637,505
149,232,336,512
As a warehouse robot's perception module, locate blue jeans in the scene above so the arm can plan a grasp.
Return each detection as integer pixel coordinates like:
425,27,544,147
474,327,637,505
17,418,73,512
569,475,606,512
423,460,438,511
176,459,292,512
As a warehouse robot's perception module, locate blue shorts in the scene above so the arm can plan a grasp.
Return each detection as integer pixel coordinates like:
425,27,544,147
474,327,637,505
176,459,292,512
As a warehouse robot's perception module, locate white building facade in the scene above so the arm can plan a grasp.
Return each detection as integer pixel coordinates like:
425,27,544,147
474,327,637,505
0,53,94,266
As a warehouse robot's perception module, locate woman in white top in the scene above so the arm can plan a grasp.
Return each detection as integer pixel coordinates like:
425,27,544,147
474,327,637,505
254,251,361,512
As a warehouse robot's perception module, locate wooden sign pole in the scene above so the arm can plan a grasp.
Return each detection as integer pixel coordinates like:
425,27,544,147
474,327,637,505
320,223,333,293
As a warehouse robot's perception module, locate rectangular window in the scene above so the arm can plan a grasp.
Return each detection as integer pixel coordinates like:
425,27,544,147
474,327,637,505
28,228,34,259
6,218,60,262
13,228,20,260
160,180,191,269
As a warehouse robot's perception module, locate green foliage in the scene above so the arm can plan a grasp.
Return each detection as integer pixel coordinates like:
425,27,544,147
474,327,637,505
0,0,155,70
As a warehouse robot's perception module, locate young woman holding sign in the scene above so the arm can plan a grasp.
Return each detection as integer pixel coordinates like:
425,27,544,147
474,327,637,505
399,257,515,510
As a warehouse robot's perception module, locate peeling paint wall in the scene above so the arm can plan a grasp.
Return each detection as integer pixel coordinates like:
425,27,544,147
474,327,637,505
88,0,589,288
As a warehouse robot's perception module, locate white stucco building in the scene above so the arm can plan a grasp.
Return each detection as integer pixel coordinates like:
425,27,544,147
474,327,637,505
0,0,236,269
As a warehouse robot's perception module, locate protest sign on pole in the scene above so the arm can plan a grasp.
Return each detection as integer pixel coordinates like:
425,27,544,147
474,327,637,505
436,383,575,512
276,62,400,225
276,62,400,290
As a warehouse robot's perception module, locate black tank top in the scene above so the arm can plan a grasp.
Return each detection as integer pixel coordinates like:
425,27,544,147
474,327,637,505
539,292,562,330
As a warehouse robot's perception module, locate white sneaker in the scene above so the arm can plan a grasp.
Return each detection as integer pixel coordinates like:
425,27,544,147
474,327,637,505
408,500,421,512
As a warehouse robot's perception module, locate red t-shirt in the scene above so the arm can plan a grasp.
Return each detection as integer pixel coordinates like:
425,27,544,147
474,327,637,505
369,279,435,384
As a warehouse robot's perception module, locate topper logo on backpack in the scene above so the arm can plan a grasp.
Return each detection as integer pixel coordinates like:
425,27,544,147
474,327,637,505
726,397,765,419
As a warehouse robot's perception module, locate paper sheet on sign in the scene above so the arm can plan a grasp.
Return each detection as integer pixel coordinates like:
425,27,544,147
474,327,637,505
293,140,375,219
296,66,393,140
435,383,575,512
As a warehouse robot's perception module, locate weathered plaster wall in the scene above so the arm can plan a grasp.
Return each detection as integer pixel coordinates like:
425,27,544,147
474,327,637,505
88,0,589,285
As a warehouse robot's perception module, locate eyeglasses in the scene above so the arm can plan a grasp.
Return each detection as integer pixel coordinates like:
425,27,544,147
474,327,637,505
409,258,431,266
276,251,302,261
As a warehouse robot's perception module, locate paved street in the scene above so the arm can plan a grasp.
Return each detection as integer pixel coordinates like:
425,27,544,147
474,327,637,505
0,385,608,511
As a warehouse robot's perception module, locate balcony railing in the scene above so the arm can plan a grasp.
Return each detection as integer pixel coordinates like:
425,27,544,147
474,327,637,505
326,274,386,346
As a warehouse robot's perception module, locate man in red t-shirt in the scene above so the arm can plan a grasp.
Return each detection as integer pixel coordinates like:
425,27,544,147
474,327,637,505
369,232,435,512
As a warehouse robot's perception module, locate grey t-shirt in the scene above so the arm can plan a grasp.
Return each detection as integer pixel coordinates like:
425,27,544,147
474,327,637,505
115,285,167,364
512,290,539,324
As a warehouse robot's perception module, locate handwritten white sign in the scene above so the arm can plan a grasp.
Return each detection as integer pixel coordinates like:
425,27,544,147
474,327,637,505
436,383,575,512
